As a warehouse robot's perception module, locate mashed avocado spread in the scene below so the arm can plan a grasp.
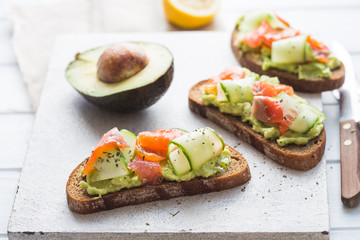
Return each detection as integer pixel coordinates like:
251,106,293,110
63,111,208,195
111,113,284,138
80,147,232,196
80,174,141,196
202,73,325,146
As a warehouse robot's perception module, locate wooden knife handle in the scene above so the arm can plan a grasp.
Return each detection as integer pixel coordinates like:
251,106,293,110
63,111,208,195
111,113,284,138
340,119,360,208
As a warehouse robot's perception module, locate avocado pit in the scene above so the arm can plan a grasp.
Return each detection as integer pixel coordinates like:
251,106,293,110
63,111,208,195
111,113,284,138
97,43,149,83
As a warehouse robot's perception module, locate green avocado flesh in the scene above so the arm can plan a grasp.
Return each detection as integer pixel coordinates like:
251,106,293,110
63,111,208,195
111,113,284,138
67,42,173,97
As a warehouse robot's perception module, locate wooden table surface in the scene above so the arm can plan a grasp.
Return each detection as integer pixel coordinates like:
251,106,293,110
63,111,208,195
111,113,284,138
0,0,360,239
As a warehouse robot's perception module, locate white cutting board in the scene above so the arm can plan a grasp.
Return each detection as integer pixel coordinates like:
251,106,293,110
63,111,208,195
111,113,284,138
8,32,329,240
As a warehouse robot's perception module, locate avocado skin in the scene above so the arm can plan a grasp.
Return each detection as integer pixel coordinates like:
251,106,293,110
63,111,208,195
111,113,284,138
77,62,174,112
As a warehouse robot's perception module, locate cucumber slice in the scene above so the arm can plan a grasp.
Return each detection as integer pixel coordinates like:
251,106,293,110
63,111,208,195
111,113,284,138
170,131,213,170
168,143,191,176
219,78,254,103
205,127,225,155
167,128,189,154
216,82,227,102
305,42,316,62
289,104,319,133
169,128,225,173
119,129,136,163
240,10,288,33
219,82,230,102
91,147,130,182
277,92,302,123
167,142,177,153
272,35,307,64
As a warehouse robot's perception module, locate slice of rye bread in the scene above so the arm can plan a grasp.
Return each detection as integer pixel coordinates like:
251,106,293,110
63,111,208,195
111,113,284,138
231,27,345,93
67,146,251,214
189,80,326,171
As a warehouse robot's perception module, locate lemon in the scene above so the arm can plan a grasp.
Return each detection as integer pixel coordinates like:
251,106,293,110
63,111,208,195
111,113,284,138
163,0,221,29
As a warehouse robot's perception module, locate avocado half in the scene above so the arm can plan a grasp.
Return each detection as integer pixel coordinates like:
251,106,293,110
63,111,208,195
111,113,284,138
65,42,174,112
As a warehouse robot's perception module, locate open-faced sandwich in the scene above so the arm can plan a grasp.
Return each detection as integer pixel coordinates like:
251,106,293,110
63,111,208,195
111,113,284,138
231,10,345,92
67,127,251,214
189,66,326,170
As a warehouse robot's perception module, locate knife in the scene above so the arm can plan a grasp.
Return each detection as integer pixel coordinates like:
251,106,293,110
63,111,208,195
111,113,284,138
332,41,360,208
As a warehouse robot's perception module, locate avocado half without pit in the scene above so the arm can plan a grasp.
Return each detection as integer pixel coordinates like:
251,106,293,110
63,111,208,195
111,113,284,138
65,42,174,112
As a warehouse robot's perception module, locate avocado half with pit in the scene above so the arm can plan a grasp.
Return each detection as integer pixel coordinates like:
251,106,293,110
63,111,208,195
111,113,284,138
65,42,174,112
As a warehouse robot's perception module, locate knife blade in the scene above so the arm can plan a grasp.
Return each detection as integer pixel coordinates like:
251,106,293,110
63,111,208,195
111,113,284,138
332,41,360,208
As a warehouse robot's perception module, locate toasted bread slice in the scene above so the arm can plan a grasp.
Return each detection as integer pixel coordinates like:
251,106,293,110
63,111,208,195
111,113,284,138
67,146,251,214
189,80,326,171
231,28,345,93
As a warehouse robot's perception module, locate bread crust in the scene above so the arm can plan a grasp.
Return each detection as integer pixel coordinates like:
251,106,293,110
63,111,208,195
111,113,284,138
231,27,345,93
67,146,251,214
189,80,326,171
